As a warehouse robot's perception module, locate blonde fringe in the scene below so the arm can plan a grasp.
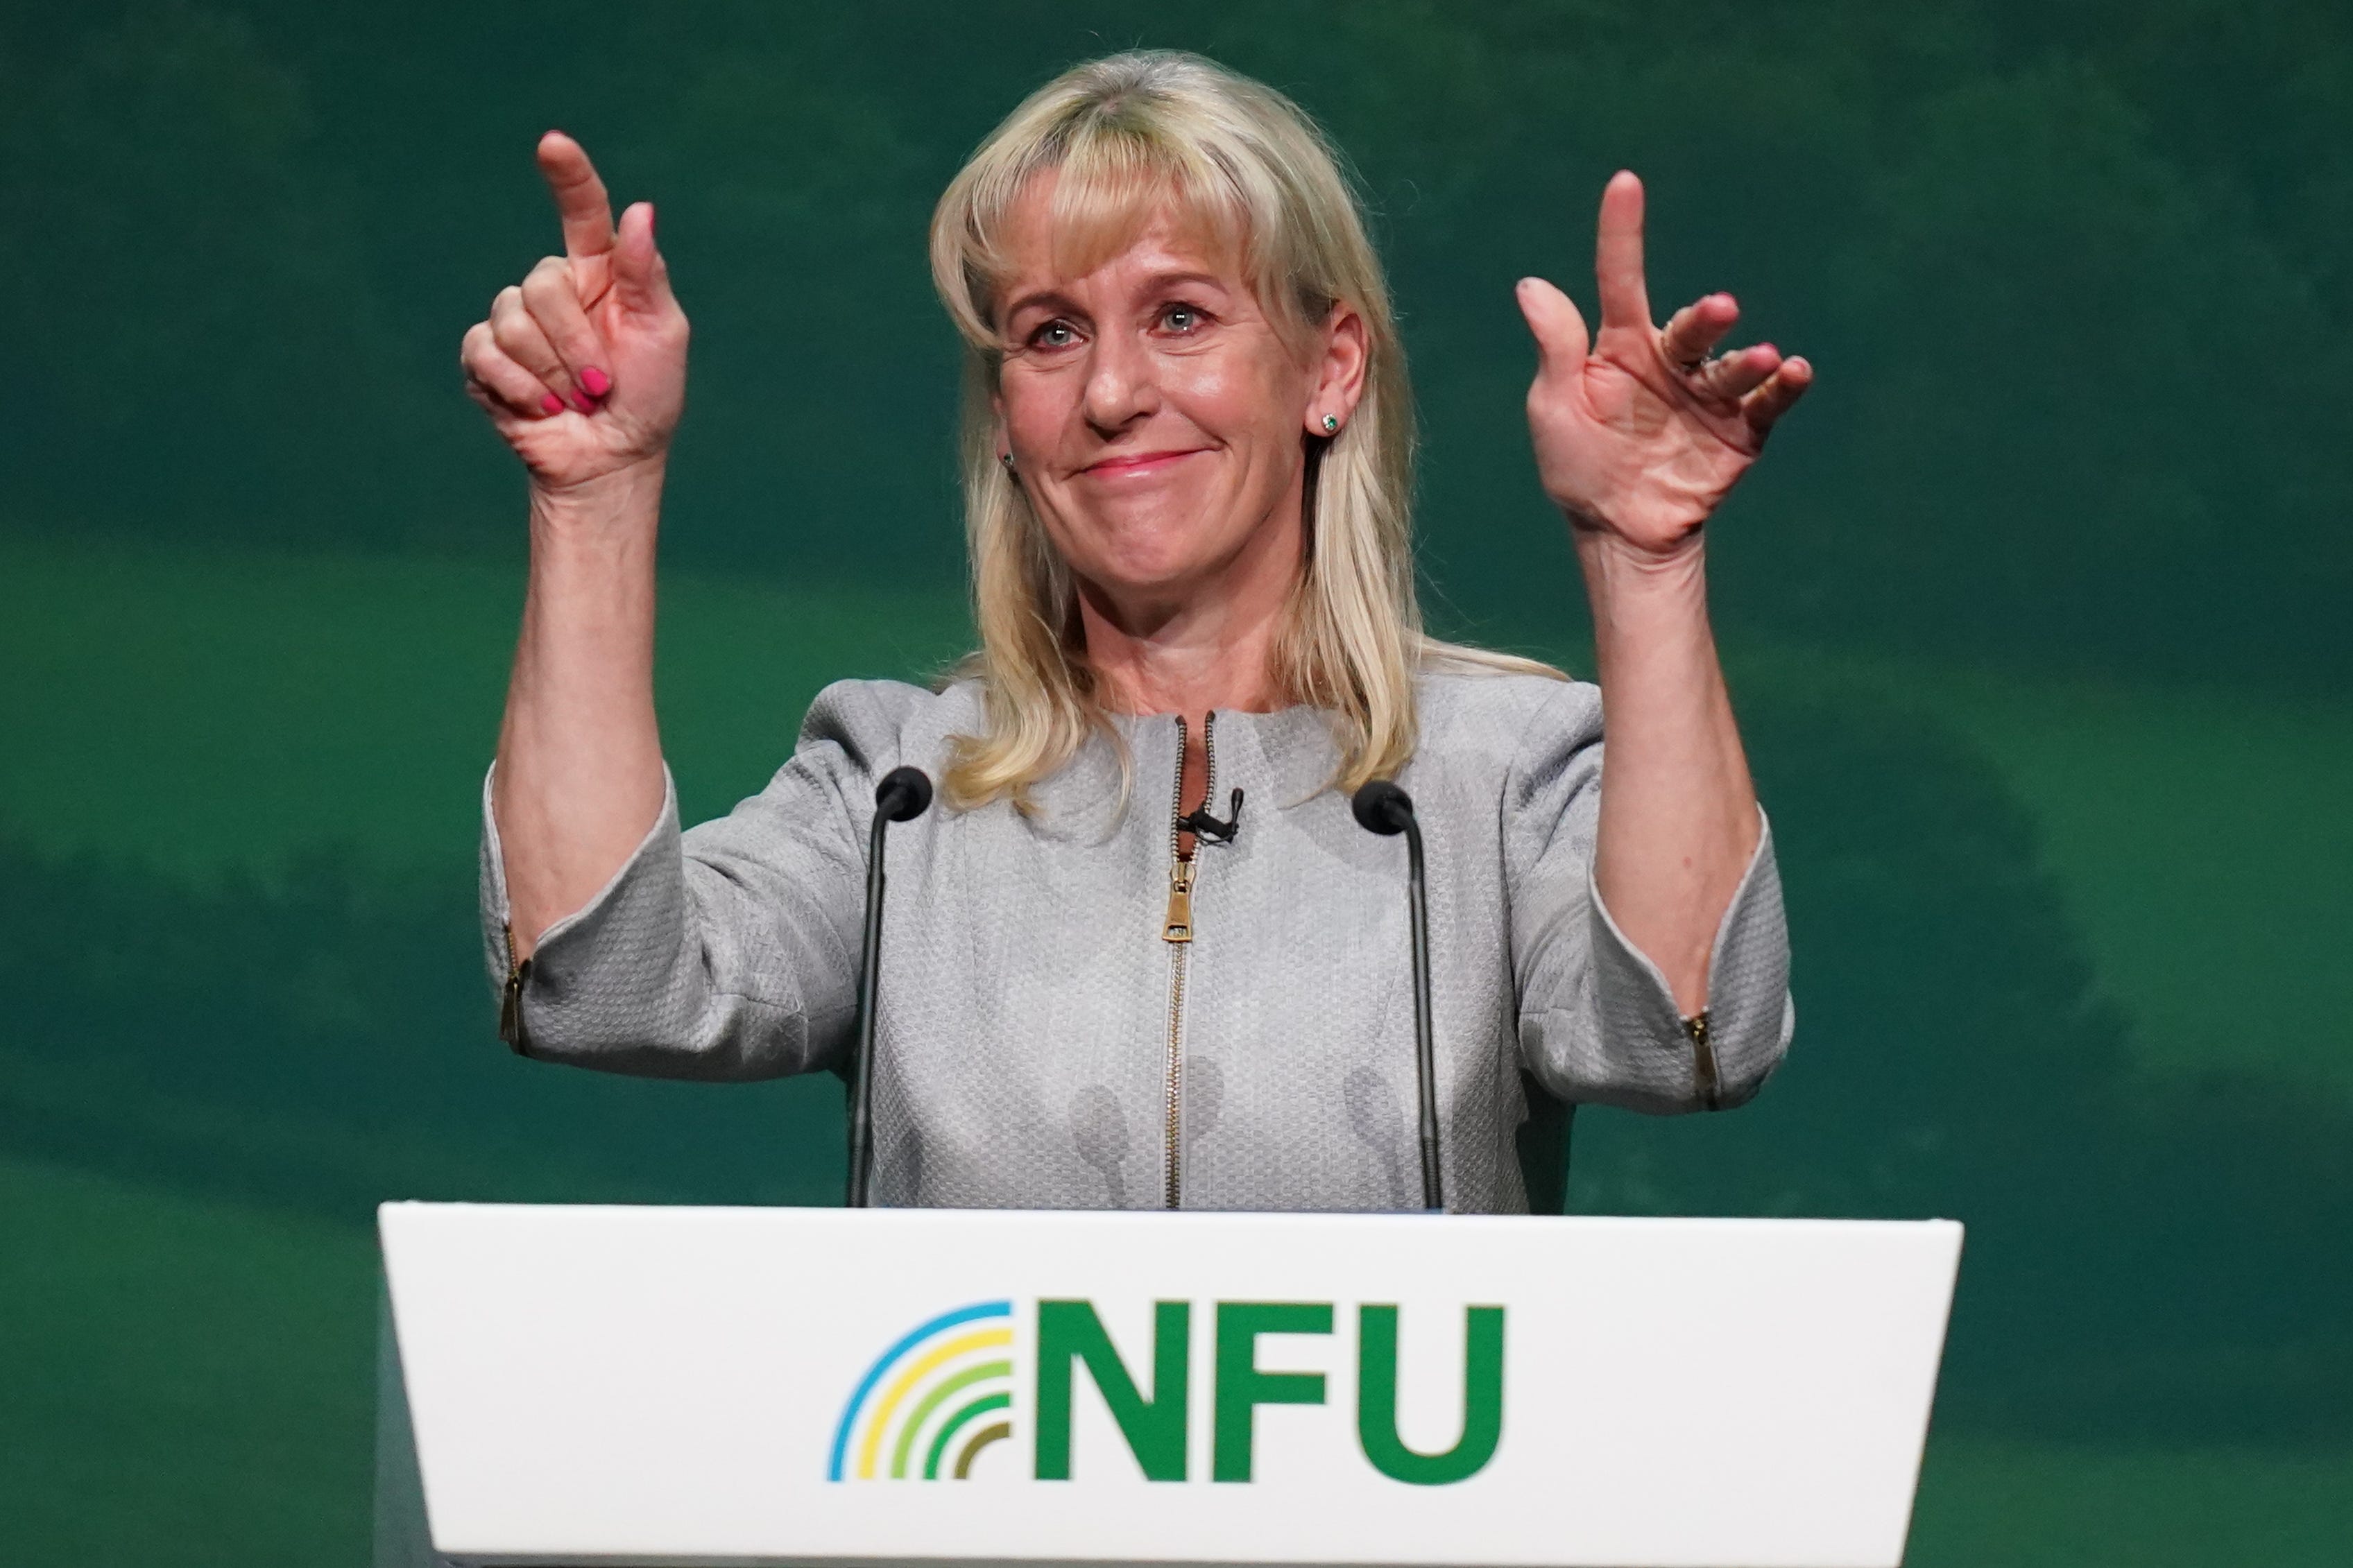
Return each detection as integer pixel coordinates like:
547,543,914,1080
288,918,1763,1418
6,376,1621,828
927,51,1561,813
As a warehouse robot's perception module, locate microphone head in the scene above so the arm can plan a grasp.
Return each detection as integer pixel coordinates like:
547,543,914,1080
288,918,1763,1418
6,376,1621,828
874,766,934,823
1350,779,1414,836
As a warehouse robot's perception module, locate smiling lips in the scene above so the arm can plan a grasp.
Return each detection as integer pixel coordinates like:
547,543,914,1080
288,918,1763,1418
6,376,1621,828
1081,448,1206,478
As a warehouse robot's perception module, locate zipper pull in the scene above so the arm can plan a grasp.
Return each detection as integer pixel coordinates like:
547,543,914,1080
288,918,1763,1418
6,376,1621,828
1162,859,1196,943
1682,1008,1719,1110
499,922,533,1054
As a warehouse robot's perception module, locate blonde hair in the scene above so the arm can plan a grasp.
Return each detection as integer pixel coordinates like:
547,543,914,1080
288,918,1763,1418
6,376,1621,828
928,49,1557,811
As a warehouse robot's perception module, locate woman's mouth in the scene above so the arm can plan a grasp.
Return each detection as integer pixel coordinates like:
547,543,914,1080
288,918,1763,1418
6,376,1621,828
1081,448,1206,479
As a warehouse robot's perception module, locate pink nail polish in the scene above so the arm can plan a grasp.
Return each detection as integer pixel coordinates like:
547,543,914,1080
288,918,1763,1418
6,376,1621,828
540,393,564,415
569,393,594,414
579,366,610,397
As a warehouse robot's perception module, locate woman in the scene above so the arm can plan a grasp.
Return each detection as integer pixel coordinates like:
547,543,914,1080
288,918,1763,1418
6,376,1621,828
463,51,1806,1212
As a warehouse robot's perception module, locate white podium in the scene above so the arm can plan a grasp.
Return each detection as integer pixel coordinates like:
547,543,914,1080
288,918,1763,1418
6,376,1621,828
376,1204,1960,1568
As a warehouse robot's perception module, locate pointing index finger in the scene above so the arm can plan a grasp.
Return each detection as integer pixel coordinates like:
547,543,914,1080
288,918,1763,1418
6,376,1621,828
537,131,616,261
1594,170,1652,331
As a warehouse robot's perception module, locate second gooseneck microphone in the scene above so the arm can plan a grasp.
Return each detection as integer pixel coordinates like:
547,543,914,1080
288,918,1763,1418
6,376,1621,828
1351,779,1443,1212
846,765,934,1208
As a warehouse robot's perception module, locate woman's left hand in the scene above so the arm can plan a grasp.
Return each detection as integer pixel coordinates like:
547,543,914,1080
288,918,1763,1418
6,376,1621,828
1516,171,1811,560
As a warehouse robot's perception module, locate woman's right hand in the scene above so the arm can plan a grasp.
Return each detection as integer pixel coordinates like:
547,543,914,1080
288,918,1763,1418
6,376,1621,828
461,132,688,494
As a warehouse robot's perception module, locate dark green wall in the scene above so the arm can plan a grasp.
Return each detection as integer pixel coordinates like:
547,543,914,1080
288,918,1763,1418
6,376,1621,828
1,3,2347,1561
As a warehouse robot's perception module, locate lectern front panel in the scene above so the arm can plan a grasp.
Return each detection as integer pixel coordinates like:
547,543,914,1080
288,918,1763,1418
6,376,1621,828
378,1205,1959,1567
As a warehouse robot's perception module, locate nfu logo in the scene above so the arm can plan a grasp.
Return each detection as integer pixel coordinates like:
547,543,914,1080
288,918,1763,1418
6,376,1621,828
828,1300,1503,1485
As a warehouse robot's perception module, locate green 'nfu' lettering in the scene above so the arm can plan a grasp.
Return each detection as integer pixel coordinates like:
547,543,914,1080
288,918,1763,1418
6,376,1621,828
1355,1304,1505,1485
1213,1302,1334,1482
1034,1300,1190,1481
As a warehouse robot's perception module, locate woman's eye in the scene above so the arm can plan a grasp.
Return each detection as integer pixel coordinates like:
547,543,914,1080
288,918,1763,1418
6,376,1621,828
1029,320,1077,349
1161,304,1203,334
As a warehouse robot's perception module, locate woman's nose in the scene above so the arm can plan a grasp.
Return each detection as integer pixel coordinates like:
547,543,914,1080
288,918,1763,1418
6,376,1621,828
1080,331,1160,433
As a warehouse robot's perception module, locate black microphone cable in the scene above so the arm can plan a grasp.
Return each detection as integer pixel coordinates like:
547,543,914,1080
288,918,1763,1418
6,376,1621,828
847,765,933,1207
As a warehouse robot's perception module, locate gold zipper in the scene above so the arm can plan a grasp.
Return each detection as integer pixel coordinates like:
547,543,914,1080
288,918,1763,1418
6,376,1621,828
1162,859,1196,941
1683,1008,1720,1110
1162,938,1189,1209
499,921,533,1056
1159,713,1214,1209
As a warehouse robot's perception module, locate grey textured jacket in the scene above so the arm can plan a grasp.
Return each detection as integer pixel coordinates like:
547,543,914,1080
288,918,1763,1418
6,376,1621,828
479,671,1792,1212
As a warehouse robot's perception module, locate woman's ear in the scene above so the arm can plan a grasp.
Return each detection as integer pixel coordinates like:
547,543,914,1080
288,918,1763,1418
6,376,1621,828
1306,301,1371,436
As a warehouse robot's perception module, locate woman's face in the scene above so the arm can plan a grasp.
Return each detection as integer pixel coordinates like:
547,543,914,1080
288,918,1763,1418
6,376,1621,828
991,178,1363,619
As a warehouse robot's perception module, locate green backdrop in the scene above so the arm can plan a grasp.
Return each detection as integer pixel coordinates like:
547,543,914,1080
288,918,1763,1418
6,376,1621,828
3,2,2349,1562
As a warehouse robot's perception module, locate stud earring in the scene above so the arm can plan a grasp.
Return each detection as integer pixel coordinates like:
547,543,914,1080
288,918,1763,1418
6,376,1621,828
1321,414,1340,435
999,451,1015,472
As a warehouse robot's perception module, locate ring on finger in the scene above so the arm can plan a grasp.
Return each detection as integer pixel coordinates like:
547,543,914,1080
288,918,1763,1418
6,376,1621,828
1660,329,1711,375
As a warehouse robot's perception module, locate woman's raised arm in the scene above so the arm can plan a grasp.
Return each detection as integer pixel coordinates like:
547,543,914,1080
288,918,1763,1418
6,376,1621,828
461,132,690,957
1514,171,1811,1015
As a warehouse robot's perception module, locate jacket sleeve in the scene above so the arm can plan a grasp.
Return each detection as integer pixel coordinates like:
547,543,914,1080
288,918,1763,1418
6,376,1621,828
476,684,896,1080
1503,683,1794,1113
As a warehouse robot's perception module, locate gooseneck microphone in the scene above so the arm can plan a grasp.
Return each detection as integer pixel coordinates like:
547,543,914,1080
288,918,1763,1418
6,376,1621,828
847,765,934,1208
1351,779,1442,1212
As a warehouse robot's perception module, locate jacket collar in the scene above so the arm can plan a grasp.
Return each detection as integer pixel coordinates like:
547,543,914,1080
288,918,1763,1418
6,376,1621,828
1023,705,1341,843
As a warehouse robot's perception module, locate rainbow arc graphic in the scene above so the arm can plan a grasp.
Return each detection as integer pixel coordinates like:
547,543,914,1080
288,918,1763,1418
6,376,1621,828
828,1301,1016,1481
